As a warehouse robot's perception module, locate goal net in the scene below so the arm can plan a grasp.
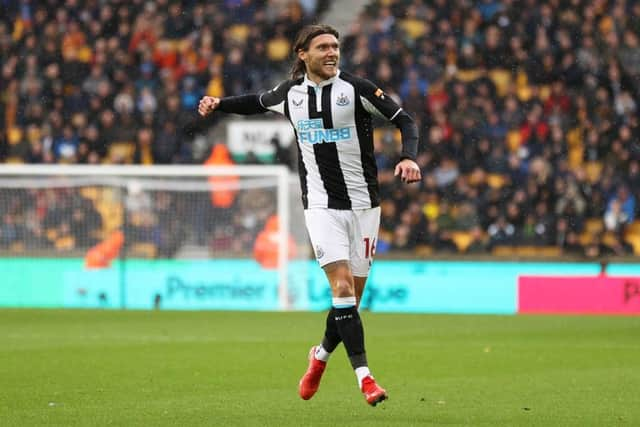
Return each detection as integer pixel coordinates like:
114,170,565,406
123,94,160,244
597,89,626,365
0,164,310,310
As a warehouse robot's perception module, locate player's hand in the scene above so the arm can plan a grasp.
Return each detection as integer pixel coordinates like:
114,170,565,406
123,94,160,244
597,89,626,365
394,159,422,183
198,96,220,116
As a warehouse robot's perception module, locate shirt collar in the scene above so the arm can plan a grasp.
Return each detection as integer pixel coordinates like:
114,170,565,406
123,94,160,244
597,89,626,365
304,70,340,88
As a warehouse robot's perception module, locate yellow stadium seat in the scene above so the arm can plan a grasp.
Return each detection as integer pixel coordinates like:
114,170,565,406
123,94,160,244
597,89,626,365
492,246,514,256
227,24,250,43
538,85,551,101
95,188,123,233
130,243,157,259
415,245,433,257
506,130,521,152
77,45,93,62
516,70,528,87
488,69,512,97
79,187,100,201
46,228,58,242
624,234,640,255
579,231,594,246
456,69,481,82
4,157,25,164
10,242,25,253
451,231,473,252
625,221,640,235
399,19,427,40
422,202,439,221
493,245,562,257
517,85,532,102
8,127,22,145
534,246,562,257
566,127,583,149
513,246,536,256
568,146,583,169
584,161,603,184
267,37,291,62
107,142,135,164
584,218,604,235
55,236,75,251
486,174,507,189
601,231,618,247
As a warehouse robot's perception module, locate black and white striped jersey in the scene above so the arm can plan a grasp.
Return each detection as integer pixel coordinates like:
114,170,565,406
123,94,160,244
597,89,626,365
218,70,418,210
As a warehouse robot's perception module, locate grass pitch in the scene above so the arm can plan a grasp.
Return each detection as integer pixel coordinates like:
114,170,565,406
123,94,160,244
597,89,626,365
1,310,639,426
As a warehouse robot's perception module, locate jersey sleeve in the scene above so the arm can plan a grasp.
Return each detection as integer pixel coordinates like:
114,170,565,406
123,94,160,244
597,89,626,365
355,78,403,121
218,94,267,115
353,76,418,160
258,80,292,116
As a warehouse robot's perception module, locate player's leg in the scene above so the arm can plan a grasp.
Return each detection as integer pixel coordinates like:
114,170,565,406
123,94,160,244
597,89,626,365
349,207,387,406
323,259,373,390
316,271,365,366
299,209,350,400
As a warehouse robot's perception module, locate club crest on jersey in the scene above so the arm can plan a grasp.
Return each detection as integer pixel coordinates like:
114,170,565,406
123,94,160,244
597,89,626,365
336,93,350,106
292,98,303,108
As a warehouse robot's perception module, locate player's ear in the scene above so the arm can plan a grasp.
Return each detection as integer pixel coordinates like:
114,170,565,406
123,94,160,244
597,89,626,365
297,49,307,62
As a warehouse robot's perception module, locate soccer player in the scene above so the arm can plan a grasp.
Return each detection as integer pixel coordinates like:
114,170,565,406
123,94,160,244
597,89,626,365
198,24,421,406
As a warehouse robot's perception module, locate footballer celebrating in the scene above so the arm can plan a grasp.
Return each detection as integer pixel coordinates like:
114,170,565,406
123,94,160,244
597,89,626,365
198,24,421,406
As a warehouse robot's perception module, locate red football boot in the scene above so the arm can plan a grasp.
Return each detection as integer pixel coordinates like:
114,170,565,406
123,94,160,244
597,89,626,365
298,346,327,400
361,376,388,406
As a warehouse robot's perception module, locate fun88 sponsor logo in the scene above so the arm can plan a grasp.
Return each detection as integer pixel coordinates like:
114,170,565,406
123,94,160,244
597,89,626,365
297,119,351,144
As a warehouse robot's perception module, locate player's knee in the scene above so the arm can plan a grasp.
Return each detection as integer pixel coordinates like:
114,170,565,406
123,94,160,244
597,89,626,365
333,278,354,297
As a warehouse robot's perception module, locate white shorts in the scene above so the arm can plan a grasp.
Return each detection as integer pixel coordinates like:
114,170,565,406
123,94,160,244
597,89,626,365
304,207,381,277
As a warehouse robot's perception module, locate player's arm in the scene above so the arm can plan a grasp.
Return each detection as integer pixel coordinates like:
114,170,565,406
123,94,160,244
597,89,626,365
356,78,421,183
198,94,267,116
198,81,292,117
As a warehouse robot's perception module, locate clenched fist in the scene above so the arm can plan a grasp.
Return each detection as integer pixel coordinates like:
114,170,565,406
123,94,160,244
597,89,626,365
198,96,221,116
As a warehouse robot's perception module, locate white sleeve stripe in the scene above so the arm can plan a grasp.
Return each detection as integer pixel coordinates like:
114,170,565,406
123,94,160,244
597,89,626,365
269,100,285,115
389,108,402,121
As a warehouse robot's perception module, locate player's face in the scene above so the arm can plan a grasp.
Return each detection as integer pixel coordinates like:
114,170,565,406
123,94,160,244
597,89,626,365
300,33,340,82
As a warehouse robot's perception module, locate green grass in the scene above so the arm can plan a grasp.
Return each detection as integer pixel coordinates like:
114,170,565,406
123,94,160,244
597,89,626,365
1,310,639,426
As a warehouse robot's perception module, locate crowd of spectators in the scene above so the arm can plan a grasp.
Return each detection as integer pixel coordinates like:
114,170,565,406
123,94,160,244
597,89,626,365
344,0,640,257
1,0,639,259
0,0,323,255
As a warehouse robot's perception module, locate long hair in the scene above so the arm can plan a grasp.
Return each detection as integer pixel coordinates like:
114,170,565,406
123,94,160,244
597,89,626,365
290,24,339,79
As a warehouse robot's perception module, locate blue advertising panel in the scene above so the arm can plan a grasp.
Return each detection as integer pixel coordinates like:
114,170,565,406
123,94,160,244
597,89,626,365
289,261,601,314
65,260,280,310
607,264,640,276
0,259,601,313
0,259,69,307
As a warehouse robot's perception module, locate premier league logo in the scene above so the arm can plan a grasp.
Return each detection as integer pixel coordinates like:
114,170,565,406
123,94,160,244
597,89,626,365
315,245,325,259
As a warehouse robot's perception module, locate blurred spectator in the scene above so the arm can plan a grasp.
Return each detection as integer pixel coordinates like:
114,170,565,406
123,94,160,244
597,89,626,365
488,216,515,249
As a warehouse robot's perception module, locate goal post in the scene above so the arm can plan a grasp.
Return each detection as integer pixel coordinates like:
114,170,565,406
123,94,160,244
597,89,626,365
0,164,295,310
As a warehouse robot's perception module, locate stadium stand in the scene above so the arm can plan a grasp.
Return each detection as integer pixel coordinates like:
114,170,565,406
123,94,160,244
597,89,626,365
1,0,639,258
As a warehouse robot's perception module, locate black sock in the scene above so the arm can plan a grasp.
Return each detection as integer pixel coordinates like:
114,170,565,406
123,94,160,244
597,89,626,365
333,306,367,369
321,308,342,353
